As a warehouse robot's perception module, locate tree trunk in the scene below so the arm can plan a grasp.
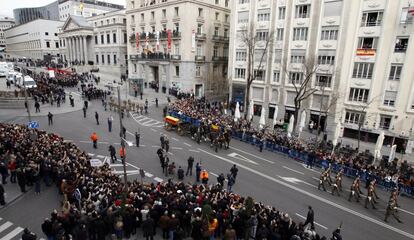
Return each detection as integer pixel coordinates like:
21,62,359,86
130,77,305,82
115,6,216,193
293,100,301,135
357,123,361,151
244,81,251,118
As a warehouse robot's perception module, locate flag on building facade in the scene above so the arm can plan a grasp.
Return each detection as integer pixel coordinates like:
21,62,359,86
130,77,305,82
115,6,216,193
167,30,171,51
156,31,160,51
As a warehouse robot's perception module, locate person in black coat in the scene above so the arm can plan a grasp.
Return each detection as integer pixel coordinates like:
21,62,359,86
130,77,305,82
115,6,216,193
142,215,155,240
21,228,37,240
41,218,53,238
0,184,5,205
304,206,314,229
177,166,184,180
16,168,26,193
191,217,203,240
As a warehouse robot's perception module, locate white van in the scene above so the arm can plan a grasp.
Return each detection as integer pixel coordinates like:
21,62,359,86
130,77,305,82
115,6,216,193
22,76,37,89
0,62,8,77
6,62,14,71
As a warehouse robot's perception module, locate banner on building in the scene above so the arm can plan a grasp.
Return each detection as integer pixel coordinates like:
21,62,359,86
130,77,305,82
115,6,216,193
191,29,196,52
167,30,171,51
136,32,139,49
156,31,160,51
145,32,149,48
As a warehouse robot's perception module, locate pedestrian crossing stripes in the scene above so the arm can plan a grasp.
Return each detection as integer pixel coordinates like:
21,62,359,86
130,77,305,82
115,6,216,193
0,218,45,240
130,113,164,128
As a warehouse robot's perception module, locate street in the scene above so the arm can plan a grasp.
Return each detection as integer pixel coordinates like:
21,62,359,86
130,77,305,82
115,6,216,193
0,92,413,240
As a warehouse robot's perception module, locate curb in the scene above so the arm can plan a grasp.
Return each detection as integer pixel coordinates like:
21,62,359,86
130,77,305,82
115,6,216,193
0,187,32,212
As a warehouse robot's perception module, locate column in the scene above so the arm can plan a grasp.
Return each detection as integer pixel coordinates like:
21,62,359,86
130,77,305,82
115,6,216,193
68,37,72,63
83,36,88,63
76,37,81,63
79,36,84,63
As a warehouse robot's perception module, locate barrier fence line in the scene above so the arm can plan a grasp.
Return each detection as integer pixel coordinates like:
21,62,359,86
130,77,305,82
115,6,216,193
167,111,414,197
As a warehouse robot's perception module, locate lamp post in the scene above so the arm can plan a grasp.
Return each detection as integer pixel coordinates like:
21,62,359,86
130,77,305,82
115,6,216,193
23,68,32,122
117,86,128,190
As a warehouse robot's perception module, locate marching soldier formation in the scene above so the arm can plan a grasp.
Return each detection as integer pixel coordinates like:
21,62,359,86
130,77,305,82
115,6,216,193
317,169,403,223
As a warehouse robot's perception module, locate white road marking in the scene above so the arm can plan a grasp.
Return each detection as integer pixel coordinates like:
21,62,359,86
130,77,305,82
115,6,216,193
0,226,23,240
113,170,139,174
189,149,200,153
168,152,174,156
210,172,218,177
229,146,274,164
110,164,124,167
172,137,179,141
301,164,320,173
295,213,328,230
154,177,164,182
152,145,159,148
283,166,305,175
145,172,154,178
172,147,183,150
87,153,95,156
96,155,105,158
278,176,303,184
398,208,414,217
227,152,258,165
151,128,157,132
102,156,109,164
197,148,414,240
183,143,192,147
0,222,13,233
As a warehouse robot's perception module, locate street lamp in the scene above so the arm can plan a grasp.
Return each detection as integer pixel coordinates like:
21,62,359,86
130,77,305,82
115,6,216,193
23,68,32,122
117,86,128,191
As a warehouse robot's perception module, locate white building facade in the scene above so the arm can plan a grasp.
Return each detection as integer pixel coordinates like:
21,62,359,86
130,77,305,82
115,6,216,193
58,10,127,78
228,0,414,155
58,0,124,21
4,19,63,60
126,0,231,98
0,17,15,48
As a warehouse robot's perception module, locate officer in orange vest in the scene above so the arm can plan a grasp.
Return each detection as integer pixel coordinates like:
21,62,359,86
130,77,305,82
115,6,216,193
201,169,209,184
90,132,98,149
119,147,126,163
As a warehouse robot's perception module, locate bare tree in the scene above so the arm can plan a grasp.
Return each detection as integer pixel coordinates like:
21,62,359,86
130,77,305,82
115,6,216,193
238,22,273,116
316,83,341,137
282,56,320,134
351,96,379,150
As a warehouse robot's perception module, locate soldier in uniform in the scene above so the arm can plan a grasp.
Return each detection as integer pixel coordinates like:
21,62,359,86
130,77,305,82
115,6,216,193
354,176,363,198
384,198,402,223
348,182,360,202
369,179,380,202
364,185,377,209
325,167,333,186
318,171,327,191
336,169,344,192
331,173,342,196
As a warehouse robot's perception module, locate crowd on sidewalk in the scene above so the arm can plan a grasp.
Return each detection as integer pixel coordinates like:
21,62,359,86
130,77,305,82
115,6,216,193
0,122,335,240
168,97,414,191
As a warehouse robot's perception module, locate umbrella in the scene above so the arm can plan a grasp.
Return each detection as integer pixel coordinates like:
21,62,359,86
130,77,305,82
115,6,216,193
287,115,294,138
373,131,385,164
259,108,266,129
272,105,279,129
298,110,306,134
247,100,254,121
234,102,241,121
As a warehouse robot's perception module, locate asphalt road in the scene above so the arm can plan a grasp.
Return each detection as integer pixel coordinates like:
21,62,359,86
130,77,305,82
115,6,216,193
1,95,414,240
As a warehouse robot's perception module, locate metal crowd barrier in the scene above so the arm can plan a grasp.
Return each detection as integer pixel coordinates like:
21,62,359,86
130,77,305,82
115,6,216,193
167,111,414,197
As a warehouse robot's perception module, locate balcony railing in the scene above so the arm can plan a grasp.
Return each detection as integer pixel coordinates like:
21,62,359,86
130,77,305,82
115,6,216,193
212,56,228,62
137,31,181,41
195,55,206,62
170,55,181,61
212,35,229,42
361,20,382,27
195,33,206,40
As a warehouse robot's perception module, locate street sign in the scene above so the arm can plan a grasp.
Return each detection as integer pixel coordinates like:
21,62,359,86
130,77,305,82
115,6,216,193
28,121,39,129
90,159,103,167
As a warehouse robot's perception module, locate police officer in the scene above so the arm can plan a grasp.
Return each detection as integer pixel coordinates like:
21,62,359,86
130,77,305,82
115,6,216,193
95,111,99,125
318,171,327,191
177,166,184,180
217,173,225,187
135,131,140,147
82,106,87,118
155,98,158,107
47,112,53,125
186,156,194,176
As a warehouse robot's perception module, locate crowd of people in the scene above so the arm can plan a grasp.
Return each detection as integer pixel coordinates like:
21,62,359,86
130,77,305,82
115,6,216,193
168,97,414,193
0,123,338,240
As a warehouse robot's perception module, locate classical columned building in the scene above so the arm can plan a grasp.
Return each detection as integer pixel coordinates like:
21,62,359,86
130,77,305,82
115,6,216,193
59,15,93,64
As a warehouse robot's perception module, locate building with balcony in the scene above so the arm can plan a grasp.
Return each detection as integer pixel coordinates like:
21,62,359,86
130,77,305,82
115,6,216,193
0,17,15,48
126,0,231,99
4,19,63,60
228,0,414,156
58,0,125,21
58,10,127,79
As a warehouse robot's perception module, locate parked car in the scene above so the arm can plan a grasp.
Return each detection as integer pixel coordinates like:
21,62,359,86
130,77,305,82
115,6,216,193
22,76,37,89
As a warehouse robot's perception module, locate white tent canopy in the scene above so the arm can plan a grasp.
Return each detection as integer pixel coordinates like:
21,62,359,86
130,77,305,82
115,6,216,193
374,131,385,164
247,100,254,121
234,102,241,121
298,110,306,134
272,105,279,129
259,108,266,129
287,115,294,138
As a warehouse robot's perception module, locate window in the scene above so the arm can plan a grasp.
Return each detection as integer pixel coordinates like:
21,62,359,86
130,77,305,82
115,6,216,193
257,9,271,22
225,0,229,7
141,13,144,21
389,65,402,80
253,104,262,116
196,66,201,77
45,32,49,36
113,55,117,64
113,33,117,43
174,7,179,17
315,75,332,87
55,42,59,48
276,28,284,41
162,9,166,18
278,7,286,19
273,71,280,83
239,0,249,3
352,62,374,79
214,27,219,36
174,44,180,55
274,49,282,63
175,23,180,32
235,50,246,61
107,55,111,64
291,55,305,63
235,68,246,79
358,37,378,49
318,55,335,65
95,36,98,44
198,8,203,17
151,11,155,20
383,91,397,107
112,18,116,24
96,55,99,64
254,70,265,81
293,28,308,41
196,44,203,56
102,54,105,64
289,72,303,84
175,66,180,76
238,11,249,23
320,27,339,40
295,4,310,18
345,111,364,125
124,33,127,43
215,12,219,20
46,41,50,48
256,30,269,41
401,7,414,24
394,37,409,52
107,34,110,44
101,35,104,44
131,14,135,23
134,64,137,72
349,88,369,103
361,11,383,27
197,24,203,34
213,46,218,57
225,14,230,23
224,28,229,37
379,115,392,130
215,0,219,4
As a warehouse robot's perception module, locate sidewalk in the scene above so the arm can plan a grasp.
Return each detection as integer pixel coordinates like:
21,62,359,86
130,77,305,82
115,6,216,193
0,182,29,209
